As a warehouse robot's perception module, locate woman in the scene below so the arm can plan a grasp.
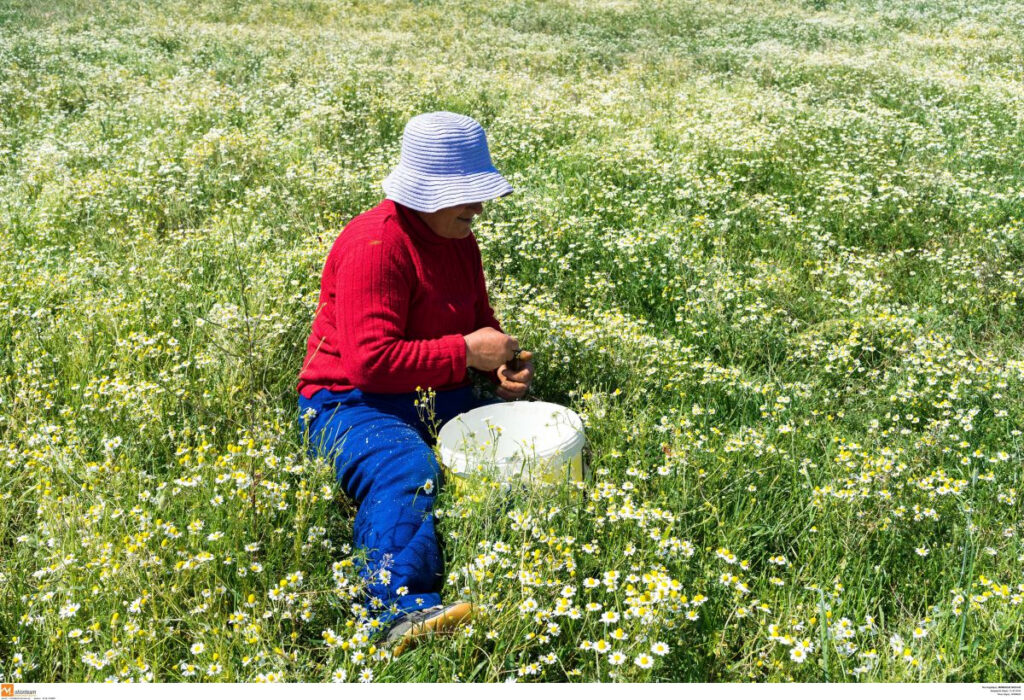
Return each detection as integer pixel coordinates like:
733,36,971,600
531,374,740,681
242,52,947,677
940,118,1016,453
296,112,534,655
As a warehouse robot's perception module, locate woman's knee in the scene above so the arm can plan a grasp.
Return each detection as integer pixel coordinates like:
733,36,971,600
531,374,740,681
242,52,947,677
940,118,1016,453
331,418,440,500
380,441,442,495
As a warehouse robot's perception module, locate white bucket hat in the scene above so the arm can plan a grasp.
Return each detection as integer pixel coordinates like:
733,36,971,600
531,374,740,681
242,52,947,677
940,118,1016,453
382,112,513,213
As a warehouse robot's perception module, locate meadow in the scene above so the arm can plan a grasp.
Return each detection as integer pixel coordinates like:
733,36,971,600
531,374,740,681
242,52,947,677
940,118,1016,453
1,0,1023,683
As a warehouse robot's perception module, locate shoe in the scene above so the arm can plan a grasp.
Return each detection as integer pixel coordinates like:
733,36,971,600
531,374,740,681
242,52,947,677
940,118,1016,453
385,601,474,657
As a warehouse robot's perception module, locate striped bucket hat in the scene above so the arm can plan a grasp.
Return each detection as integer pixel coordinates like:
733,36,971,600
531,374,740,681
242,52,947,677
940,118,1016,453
382,112,513,213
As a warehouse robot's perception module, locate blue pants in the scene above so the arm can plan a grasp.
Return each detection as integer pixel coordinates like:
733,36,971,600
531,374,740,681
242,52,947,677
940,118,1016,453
297,386,489,622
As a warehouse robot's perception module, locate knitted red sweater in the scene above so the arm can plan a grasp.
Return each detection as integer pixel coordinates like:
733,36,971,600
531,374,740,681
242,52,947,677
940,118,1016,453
297,199,502,398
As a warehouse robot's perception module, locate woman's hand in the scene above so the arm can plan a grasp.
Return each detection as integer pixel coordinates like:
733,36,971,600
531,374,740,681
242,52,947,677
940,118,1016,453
496,350,534,401
464,327,519,371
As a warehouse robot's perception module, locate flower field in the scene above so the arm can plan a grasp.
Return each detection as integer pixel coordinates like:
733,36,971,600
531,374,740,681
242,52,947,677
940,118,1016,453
2,0,1023,683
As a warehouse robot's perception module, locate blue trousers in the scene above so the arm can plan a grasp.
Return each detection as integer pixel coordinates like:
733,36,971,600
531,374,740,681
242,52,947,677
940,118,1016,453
298,386,489,622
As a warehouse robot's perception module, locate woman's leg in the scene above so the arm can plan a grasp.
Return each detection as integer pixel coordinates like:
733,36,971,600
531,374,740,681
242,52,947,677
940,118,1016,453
298,387,493,623
300,391,445,623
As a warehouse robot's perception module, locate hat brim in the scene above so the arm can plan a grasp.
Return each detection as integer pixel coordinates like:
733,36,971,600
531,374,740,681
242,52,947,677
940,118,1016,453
382,166,513,213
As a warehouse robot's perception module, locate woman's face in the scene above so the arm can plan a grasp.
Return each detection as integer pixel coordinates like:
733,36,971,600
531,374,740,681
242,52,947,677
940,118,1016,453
416,202,484,239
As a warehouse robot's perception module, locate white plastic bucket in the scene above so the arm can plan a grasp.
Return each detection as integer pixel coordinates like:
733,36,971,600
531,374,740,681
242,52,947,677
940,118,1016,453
437,401,586,484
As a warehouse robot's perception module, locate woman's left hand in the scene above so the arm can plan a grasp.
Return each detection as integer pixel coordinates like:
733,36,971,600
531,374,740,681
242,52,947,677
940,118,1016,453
496,350,534,401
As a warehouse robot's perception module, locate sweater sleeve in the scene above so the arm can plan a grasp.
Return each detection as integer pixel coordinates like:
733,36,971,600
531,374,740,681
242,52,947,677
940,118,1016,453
334,234,468,393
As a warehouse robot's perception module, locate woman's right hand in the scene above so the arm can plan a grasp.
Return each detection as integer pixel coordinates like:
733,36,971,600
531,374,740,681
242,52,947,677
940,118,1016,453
464,327,518,371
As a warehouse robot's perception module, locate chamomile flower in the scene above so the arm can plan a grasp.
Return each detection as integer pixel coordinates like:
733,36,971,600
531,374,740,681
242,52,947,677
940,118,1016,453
635,654,654,669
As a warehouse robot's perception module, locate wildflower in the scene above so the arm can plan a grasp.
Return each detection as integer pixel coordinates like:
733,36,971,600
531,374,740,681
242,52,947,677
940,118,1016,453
833,618,854,639
359,668,373,683
59,603,81,619
190,643,205,655
635,654,654,669
651,641,670,656
332,669,347,682
518,662,541,677
790,647,807,663
607,651,626,666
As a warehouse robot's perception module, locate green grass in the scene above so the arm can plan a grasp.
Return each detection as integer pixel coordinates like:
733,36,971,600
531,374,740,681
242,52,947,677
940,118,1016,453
1,0,1023,683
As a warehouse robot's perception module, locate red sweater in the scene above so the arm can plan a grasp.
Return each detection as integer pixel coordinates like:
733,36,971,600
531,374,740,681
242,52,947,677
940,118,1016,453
297,199,502,398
